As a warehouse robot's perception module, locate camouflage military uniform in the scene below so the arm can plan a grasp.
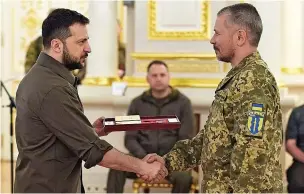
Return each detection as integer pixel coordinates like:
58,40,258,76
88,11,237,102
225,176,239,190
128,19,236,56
163,51,283,193
24,36,43,73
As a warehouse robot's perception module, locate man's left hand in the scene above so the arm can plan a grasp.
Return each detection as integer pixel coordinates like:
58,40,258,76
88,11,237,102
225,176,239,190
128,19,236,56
93,117,108,136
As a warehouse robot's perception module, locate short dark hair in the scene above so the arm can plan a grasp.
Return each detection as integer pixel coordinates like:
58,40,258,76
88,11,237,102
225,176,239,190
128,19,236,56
147,60,168,72
218,3,263,47
42,8,90,49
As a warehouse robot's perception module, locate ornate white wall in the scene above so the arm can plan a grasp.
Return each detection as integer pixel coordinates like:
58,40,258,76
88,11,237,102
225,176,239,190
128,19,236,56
1,0,304,192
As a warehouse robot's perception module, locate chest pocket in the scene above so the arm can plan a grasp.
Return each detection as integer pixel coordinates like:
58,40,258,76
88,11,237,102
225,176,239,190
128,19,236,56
201,89,230,165
209,90,228,116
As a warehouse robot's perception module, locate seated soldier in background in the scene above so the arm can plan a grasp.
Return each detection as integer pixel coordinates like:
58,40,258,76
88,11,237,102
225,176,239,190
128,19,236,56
286,105,304,193
106,60,196,193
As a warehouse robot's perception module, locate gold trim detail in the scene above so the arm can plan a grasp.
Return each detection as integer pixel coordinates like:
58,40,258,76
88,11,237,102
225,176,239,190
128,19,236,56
82,77,222,88
136,63,219,73
281,67,304,74
12,76,286,89
223,63,231,73
148,0,210,40
82,76,286,88
131,53,219,73
131,53,217,60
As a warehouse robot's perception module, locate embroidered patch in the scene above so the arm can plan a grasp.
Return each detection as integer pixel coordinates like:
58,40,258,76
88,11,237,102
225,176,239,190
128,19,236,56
246,103,265,137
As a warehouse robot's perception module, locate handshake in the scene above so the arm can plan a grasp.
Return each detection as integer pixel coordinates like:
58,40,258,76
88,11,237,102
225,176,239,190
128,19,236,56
137,153,168,183
93,117,169,182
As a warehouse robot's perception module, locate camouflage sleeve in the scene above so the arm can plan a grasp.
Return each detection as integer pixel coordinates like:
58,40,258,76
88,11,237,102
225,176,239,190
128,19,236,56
162,129,203,173
24,37,42,73
178,98,195,140
231,69,277,192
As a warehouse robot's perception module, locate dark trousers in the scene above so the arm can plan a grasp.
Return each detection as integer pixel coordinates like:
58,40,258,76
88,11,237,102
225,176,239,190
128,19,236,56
287,161,304,193
106,169,192,193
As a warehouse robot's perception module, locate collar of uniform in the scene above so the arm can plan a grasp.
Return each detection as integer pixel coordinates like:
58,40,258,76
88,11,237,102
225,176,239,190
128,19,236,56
234,51,261,71
36,52,76,86
216,51,261,91
227,51,261,76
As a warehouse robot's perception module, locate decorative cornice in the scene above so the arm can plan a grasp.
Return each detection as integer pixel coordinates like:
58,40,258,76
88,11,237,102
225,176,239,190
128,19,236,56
281,67,304,74
131,52,217,60
82,76,222,88
82,76,286,88
147,0,210,40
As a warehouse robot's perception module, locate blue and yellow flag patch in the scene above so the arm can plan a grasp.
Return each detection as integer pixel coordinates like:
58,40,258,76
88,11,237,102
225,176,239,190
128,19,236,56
246,103,265,137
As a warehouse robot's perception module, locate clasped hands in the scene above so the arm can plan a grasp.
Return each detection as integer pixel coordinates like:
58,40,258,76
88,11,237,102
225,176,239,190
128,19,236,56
93,117,108,136
137,153,168,183
93,118,168,182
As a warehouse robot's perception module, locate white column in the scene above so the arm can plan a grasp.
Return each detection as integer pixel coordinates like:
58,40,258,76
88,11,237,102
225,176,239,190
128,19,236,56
125,6,135,76
87,1,118,77
251,1,282,79
0,0,3,160
281,0,303,73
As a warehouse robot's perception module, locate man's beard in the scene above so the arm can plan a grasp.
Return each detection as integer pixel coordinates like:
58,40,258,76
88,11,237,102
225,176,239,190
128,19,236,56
62,46,86,71
213,46,234,63
218,55,233,63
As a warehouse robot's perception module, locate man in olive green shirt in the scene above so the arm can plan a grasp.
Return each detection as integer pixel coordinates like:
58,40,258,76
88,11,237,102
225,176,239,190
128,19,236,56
14,8,167,193
141,3,283,193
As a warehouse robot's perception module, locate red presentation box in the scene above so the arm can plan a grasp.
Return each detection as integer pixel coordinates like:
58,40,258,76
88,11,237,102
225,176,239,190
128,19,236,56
103,115,181,133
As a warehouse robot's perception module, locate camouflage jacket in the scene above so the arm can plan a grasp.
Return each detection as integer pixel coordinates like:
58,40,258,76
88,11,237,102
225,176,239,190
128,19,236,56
163,51,283,193
24,36,43,74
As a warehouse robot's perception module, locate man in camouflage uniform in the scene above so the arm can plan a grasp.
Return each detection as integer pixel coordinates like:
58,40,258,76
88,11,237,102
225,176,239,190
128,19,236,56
142,3,283,193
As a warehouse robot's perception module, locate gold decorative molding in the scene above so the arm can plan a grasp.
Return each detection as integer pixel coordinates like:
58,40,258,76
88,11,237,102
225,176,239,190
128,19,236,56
83,76,222,88
12,76,286,90
131,53,217,60
281,67,304,74
136,63,219,73
223,63,231,73
11,1,89,73
82,76,286,88
82,77,119,86
21,8,42,38
131,53,219,73
148,0,210,40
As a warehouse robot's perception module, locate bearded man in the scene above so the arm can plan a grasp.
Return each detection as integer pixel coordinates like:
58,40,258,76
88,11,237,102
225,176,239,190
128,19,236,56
14,8,167,193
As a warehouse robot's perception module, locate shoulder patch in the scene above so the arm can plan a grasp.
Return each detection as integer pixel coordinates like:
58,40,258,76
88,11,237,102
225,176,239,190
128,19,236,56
246,103,265,137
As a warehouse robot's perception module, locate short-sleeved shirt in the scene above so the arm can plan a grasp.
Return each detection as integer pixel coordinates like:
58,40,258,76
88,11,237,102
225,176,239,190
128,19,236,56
286,105,304,153
14,52,113,193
